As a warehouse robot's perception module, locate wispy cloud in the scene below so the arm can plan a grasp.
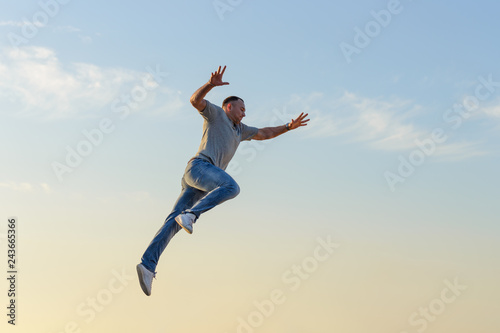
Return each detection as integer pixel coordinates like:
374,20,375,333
482,103,500,118
0,46,183,120
0,182,34,192
0,182,52,193
78,35,93,44
288,92,488,159
52,25,81,33
476,100,500,134
0,20,45,28
433,141,488,161
291,91,425,150
52,25,94,44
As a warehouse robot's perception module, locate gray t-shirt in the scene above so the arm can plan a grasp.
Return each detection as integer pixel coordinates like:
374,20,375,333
193,100,258,170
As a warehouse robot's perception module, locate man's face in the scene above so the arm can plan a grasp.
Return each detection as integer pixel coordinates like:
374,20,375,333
227,99,246,124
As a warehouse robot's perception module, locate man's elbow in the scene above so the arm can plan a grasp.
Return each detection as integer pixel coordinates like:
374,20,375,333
190,96,198,107
190,98,205,111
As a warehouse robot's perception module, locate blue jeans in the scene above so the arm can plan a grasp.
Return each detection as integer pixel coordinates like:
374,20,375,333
140,158,240,272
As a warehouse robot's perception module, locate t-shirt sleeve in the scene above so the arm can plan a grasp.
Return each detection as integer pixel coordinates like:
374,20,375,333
240,123,259,141
199,100,217,121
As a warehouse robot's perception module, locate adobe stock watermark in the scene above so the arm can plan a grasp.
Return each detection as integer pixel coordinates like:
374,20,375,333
226,106,297,176
229,235,340,333
7,0,73,48
339,0,418,64
51,268,134,333
51,65,168,183
399,277,467,333
385,74,500,192
213,0,244,21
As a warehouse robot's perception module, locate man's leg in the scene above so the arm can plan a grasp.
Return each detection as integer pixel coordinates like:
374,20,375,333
140,180,204,273
181,158,240,219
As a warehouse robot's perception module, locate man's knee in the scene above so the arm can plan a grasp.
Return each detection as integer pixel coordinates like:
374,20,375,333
233,182,240,197
226,180,240,198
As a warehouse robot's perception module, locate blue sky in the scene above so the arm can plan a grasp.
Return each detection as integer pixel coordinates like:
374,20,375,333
1,1,500,332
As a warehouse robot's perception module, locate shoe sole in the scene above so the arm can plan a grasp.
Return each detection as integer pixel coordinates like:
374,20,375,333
175,216,193,234
136,264,151,296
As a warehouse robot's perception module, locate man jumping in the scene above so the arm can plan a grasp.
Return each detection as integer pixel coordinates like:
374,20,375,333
137,66,309,296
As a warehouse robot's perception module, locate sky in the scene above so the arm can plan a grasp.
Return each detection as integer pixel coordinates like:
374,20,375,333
1,0,499,332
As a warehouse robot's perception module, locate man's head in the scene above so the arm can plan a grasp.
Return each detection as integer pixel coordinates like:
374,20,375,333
222,96,245,125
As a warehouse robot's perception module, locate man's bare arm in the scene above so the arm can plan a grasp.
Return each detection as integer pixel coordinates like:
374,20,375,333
190,83,213,112
190,66,229,112
253,113,310,140
252,125,288,140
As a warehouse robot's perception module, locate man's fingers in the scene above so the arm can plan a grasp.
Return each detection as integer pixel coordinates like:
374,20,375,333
216,65,226,75
299,113,308,120
292,113,307,123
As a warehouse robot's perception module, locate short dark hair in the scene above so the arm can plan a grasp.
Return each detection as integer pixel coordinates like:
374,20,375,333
222,96,244,108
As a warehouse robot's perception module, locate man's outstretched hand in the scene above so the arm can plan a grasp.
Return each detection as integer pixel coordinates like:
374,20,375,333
288,112,310,130
209,65,229,87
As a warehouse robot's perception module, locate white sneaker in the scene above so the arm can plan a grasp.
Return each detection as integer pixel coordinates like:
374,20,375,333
175,213,196,234
136,263,155,296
